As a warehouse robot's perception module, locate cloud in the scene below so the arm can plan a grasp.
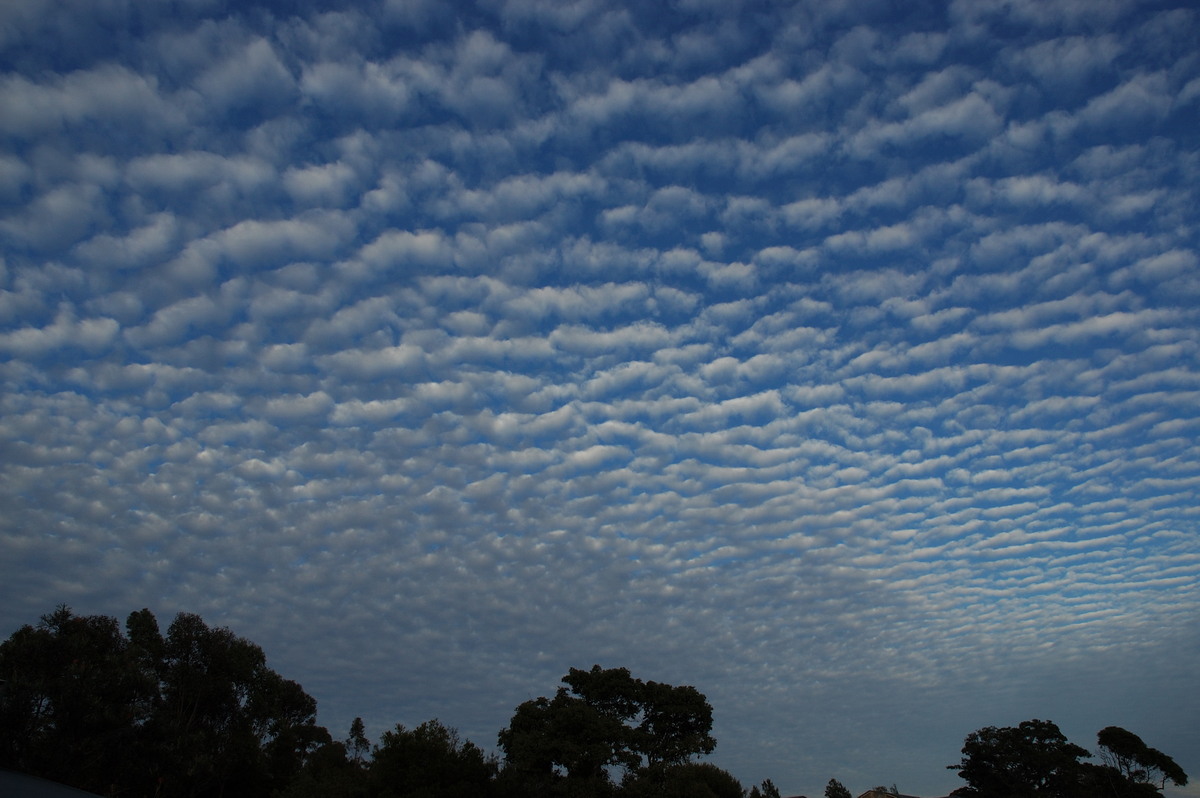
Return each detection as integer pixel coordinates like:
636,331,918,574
0,306,119,358
2,4,1199,798
0,64,179,138
194,36,298,117
549,321,675,356
299,60,413,125
1007,35,1123,100
125,152,276,196
1,183,110,252
500,282,652,321
72,213,181,271
283,161,360,207
1074,72,1173,133
348,230,455,278
848,91,1004,157
317,343,426,379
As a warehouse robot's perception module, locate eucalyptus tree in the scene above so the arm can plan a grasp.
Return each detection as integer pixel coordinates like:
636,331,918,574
825,778,852,798
497,665,716,795
949,719,1187,798
0,605,328,797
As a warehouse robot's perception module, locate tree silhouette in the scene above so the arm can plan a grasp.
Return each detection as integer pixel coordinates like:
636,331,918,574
497,665,715,795
348,716,371,765
0,606,155,794
749,777,782,798
949,719,1187,798
370,719,496,798
0,606,328,797
620,761,742,798
1096,726,1187,791
825,777,853,798
949,719,1091,797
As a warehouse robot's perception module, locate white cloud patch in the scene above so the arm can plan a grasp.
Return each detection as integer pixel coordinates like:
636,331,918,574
0,64,179,137
0,307,119,357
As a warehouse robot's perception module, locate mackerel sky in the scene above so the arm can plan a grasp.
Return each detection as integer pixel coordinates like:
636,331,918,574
2,0,1198,795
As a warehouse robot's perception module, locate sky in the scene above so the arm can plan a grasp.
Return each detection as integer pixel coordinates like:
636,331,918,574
1,0,1198,795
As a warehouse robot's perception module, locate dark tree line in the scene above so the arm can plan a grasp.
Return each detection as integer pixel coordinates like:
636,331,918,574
0,607,747,798
0,606,328,797
1,607,1187,798
283,663,747,798
948,718,1187,798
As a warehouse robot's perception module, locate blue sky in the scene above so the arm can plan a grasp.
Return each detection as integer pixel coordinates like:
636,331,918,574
2,0,1198,795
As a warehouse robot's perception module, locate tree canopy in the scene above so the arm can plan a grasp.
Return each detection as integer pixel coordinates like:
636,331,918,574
1096,725,1188,793
949,719,1091,797
369,719,496,798
0,606,328,797
949,719,1188,798
825,777,853,798
497,664,717,795
1,611,732,798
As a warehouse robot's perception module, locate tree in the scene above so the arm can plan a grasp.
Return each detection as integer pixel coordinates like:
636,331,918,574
632,678,716,768
497,690,621,796
277,740,369,798
620,762,742,798
949,719,1189,798
144,610,329,797
0,605,157,795
1074,726,1190,798
347,716,371,765
1096,726,1187,792
0,605,329,798
370,718,496,798
497,665,715,795
826,777,853,798
749,778,782,798
948,719,1091,797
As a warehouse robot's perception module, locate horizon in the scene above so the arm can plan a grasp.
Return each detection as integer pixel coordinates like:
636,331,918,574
1,1,1198,796
1,604,1189,798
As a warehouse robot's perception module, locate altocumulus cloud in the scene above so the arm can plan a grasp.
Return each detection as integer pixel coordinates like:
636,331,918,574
1,0,1199,795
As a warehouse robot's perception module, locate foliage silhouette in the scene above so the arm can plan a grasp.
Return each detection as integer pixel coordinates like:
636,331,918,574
497,664,715,795
748,777,782,798
620,761,742,798
825,777,853,798
3,606,1188,798
0,606,327,797
1096,725,1187,791
949,719,1187,798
